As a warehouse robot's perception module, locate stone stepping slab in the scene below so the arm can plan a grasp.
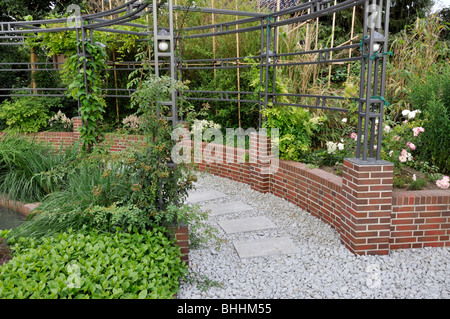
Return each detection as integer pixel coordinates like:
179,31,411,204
217,216,276,234
201,201,253,217
233,237,297,259
186,190,227,204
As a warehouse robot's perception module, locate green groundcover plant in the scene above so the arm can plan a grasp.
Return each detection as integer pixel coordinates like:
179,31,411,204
0,227,187,299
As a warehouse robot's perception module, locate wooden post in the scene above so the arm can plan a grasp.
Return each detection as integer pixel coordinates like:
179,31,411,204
30,47,37,94
313,17,319,86
305,8,310,53
276,0,280,54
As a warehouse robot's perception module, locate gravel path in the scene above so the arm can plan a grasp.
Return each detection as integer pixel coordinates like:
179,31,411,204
178,172,450,299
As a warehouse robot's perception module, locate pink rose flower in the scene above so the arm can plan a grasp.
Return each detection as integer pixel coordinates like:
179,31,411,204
350,132,357,140
412,127,425,137
406,142,416,150
436,176,450,189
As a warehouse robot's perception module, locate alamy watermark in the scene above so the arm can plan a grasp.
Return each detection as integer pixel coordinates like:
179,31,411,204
366,263,381,289
66,263,81,289
66,4,81,29
171,127,280,174
366,3,382,29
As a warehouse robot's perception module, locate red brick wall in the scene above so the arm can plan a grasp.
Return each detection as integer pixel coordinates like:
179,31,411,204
391,191,450,250
173,223,189,265
0,131,75,150
0,198,39,216
191,140,252,186
339,159,394,255
269,160,342,230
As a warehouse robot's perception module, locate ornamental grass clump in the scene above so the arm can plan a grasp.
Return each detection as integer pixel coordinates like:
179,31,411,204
0,133,80,203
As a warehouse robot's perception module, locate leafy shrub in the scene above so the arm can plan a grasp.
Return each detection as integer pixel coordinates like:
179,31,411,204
262,106,323,161
47,111,73,132
127,69,195,212
0,228,187,299
0,94,64,133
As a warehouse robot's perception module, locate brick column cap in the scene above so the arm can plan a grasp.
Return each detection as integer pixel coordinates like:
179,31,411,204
345,158,393,167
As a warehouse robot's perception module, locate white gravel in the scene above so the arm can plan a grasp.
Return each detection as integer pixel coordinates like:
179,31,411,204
178,172,450,299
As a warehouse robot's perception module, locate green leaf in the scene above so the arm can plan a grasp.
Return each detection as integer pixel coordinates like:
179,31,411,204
137,289,148,299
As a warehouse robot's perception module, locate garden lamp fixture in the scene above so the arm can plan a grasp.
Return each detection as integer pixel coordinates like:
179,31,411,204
263,50,274,64
157,28,170,52
366,31,383,53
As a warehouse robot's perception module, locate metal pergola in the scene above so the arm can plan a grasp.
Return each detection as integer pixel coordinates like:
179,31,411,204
0,0,391,162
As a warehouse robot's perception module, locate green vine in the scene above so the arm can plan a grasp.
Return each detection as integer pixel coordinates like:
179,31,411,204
64,41,109,152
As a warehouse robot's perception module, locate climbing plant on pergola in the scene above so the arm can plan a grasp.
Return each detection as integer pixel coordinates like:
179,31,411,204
0,0,391,162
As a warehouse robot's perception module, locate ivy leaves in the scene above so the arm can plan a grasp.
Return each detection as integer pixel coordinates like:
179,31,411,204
0,228,187,299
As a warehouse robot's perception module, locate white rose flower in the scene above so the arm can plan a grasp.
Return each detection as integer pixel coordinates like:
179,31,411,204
408,111,417,119
406,152,413,161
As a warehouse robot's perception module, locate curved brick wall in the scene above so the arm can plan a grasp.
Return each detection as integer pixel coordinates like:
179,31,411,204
1,118,448,255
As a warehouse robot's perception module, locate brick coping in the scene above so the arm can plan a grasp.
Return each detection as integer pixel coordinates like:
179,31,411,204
0,197,39,216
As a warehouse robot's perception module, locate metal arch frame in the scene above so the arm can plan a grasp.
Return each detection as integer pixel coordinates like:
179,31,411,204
0,0,391,162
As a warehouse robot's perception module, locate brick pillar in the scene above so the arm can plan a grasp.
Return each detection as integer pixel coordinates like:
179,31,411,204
340,158,394,255
249,132,273,193
72,116,82,141
173,222,189,265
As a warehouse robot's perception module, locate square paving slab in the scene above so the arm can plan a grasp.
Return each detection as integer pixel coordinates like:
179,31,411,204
217,216,276,234
201,201,253,216
233,237,297,259
186,190,227,204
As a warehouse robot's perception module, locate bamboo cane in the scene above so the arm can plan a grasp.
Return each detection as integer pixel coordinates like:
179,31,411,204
30,47,37,94
312,17,319,87
347,6,356,78
328,0,337,87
